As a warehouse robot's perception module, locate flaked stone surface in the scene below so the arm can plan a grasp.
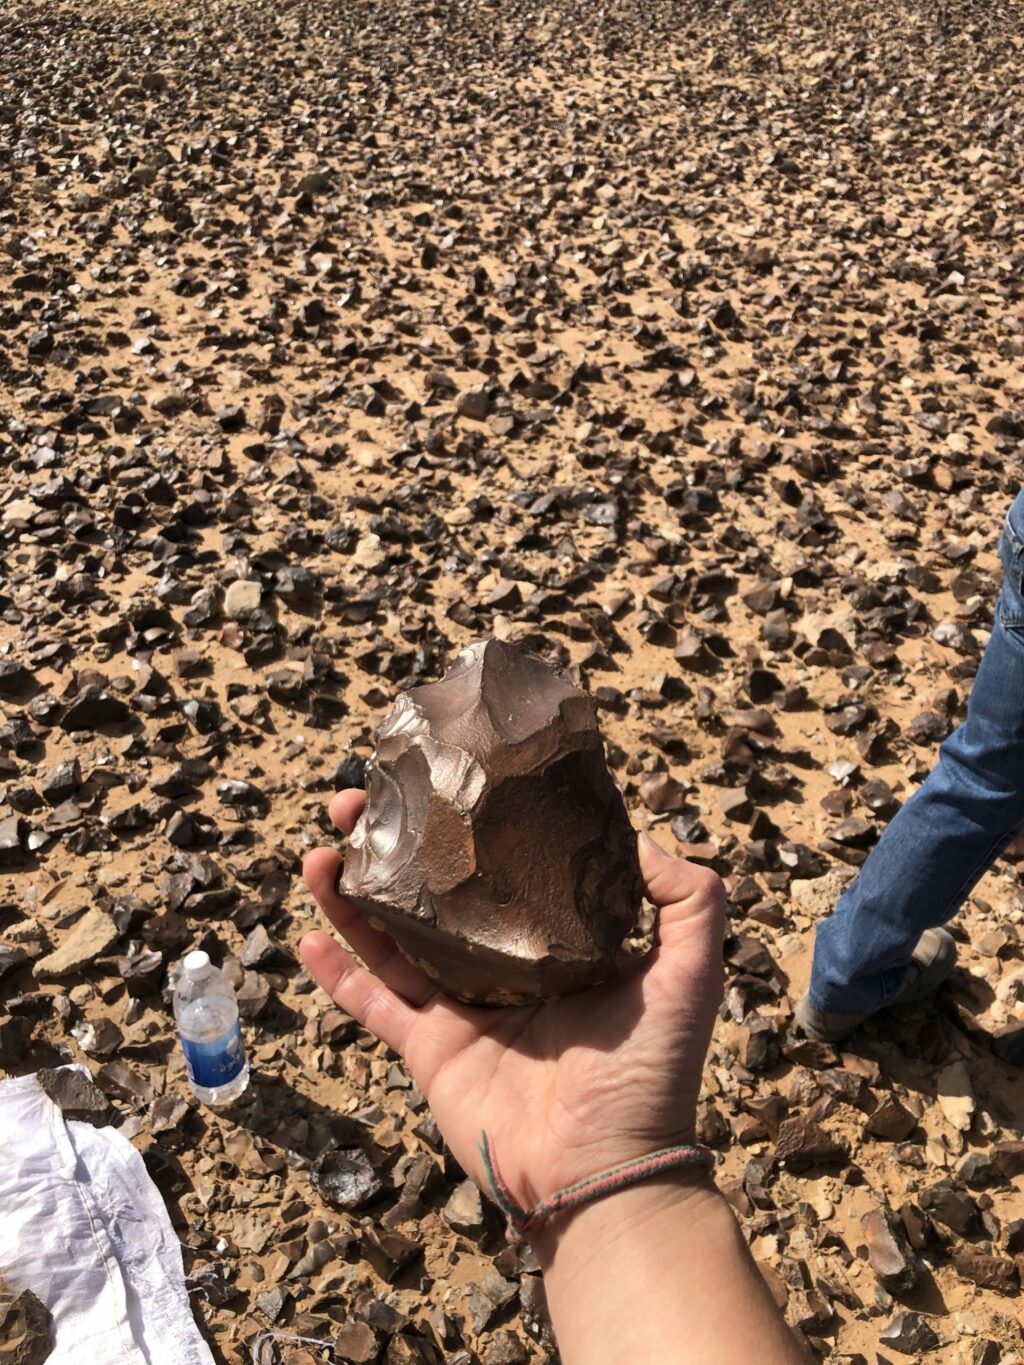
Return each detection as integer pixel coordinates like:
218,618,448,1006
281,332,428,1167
0,1281,53,1365
341,639,642,1004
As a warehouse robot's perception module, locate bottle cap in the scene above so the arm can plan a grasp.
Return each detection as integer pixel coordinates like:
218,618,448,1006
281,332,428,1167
183,950,212,980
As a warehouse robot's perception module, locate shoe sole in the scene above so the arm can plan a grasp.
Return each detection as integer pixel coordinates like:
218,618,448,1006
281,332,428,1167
796,929,958,1043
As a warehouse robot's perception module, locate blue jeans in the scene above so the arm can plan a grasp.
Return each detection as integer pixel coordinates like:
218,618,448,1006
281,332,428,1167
810,489,1024,1015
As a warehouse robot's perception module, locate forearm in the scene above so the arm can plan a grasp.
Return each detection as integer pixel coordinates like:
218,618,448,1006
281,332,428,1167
532,1174,810,1365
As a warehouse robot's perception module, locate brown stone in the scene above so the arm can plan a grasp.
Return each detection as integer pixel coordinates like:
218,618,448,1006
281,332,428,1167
334,1321,380,1364
36,1067,109,1126
899,1202,932,1252
860,1208,918,1292
0,1281,53,1365
744,1095,788,1140
696,1102,731,1147
341,639,642,1004
993,1141,1024,1179
970,1343,1002,1365
757,1261,790,1309
33,908,119,980
864,1095,918,1142
384,1335,441,1365
740,1017,780,1072
485,1330,528,1365
879,1312,938,1356
781,1035,837,1070
462,1268,518,1333
774,1116,847,1169
361,1226,422,1282
919,1180,980,1237
638,771,688,814
95,1061,155,1107
149,1093,190,1135
443,1179,484,1234
951,1246,1019,1295
789,1289,835,1336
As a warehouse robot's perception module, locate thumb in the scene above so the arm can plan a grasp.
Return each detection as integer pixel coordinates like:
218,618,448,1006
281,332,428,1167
638,831,726,966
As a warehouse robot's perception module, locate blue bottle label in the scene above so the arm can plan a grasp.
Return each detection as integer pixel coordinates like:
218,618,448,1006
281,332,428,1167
181,1020,245,1089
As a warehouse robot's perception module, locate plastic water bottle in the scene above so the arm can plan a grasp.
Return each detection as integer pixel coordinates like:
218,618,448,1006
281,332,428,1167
174,951,249,1105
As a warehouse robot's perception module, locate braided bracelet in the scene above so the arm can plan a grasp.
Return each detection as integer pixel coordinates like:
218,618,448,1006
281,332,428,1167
478,1131,715,1243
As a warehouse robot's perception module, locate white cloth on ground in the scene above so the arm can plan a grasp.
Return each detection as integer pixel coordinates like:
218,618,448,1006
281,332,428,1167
0,1068,213,1365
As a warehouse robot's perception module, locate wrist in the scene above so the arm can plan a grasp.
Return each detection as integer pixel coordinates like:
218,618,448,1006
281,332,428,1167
530,1163,722,1275
525,1166,809,1365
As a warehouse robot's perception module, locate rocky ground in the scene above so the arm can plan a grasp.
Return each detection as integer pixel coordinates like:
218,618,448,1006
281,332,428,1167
2,0,1024,1360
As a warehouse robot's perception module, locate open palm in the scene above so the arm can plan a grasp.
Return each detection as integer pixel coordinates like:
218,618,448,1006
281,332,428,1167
301,790,725,1216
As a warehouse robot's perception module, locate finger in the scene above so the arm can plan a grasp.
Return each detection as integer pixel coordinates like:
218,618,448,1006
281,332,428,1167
300,930,416,1056
638,832,725,985
302,930,487,1112
329,788,366,835
303,847,437,1007
640,833,725,924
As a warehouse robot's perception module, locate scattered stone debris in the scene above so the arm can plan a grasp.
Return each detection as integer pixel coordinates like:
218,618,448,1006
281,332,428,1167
879,1311,939,1356
2,0,1024,1359
0,1279,53,1365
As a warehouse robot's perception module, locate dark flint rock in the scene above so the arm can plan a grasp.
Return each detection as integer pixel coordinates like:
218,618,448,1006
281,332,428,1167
60,689,132,731
37,1067,110,1125
775,1116,847,1170
861,1208,918,1293
311,1149,385,1210
878,1311,938,1356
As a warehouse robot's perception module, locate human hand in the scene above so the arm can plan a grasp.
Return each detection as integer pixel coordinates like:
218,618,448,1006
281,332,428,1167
301,789,725,1225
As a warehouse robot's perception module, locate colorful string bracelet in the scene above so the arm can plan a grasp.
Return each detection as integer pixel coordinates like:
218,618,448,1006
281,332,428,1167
478,1131,715,1243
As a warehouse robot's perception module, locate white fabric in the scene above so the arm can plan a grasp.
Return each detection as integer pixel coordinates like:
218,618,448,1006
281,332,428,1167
0,1069,213,1365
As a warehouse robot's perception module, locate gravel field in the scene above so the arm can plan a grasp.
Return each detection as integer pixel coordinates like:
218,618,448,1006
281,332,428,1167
2,1,1024,1360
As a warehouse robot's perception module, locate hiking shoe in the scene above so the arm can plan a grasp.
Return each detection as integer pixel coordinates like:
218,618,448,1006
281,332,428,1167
795,927,957,1044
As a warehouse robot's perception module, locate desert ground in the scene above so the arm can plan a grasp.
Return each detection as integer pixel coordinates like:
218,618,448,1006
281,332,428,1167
2,0,1024,1360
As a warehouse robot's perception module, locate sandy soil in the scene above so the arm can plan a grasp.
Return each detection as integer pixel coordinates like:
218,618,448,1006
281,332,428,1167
2,0,1024,1360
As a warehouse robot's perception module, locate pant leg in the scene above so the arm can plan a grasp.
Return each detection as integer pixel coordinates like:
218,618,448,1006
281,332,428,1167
809,490,1024,1016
